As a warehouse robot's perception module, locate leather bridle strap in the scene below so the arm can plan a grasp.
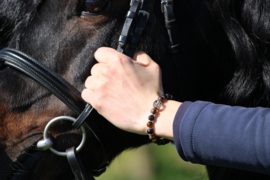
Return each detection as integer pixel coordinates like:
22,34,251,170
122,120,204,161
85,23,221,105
161,0,180,53
67,1,149,178
0,48,107,179
67,1,177,179
0,48,86,114
73,103,94,128
0,1,180,179
117,0,141,53
69,0,150,178
0,48,95,128
126,0,150,58
66,147,94,180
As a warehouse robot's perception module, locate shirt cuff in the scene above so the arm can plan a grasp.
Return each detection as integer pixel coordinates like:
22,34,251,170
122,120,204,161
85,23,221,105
173,101,193,161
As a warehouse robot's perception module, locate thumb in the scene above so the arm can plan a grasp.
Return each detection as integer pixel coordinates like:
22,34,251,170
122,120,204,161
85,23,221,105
133,51,152,66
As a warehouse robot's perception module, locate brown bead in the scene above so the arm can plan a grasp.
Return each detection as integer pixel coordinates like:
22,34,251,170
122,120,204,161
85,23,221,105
149,134,156,140
147,122,153,128
158,96,164,101
150,108,157,114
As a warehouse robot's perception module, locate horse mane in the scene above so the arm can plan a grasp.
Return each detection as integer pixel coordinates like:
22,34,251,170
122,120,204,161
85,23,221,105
0,0,43,49
213,0,270,107
205,0,270,179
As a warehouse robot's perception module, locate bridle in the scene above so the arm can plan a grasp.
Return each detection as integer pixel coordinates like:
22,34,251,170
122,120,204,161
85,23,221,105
118,0,179,57
0,0,179,179
0,48,108,178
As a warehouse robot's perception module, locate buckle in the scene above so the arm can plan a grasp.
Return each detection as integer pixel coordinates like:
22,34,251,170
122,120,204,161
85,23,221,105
138,10,150,20
130,0,134,6
161,0,173,12
140,0,144,9
130,0,144,9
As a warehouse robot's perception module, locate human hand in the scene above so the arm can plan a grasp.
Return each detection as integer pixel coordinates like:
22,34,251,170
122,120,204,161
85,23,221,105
82,47,163,135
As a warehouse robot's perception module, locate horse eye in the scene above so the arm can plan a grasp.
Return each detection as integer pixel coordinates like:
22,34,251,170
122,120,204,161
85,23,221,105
83,0,110,14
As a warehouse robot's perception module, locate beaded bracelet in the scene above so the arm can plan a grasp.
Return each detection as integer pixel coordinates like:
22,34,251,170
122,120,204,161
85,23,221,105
147,94,173,145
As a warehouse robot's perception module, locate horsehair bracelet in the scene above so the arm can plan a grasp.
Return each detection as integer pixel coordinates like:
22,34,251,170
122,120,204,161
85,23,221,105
147,93,173,145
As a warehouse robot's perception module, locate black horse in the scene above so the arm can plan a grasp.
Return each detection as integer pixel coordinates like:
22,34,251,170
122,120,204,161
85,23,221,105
0,0,269,179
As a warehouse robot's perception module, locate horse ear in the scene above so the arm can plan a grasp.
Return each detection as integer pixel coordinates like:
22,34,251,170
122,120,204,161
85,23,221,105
0,0,43,48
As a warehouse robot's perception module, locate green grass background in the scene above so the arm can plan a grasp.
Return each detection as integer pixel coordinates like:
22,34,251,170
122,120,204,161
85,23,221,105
96,144,208,180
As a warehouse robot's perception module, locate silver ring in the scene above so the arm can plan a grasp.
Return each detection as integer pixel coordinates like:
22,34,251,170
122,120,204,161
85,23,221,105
43,116,86,157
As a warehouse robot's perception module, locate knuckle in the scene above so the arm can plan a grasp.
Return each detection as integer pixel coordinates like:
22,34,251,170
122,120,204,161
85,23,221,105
97,80,107,89
94,101,102,110
91,93,101,109
85,77,91,86
111,54,131,67
112,55,122,63
102,66,109,76
152,62,160,71
90,64,98,75
121,58,129,66
94,96,103,110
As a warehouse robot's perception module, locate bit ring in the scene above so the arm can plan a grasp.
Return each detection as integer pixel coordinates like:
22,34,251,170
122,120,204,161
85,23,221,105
43,116,86,157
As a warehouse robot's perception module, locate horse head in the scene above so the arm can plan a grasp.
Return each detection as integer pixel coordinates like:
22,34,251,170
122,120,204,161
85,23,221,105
0,0,172,179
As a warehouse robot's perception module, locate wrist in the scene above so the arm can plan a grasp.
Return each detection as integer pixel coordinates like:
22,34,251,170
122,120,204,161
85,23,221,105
143,94,182,142
150,100,182,141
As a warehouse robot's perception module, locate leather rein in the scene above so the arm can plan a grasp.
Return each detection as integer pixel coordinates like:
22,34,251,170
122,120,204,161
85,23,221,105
0,0,178,179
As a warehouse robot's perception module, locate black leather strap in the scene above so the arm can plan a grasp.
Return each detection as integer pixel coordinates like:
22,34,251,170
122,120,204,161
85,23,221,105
162,3,180,53
0,48,107,177
117,0,141,53
73,103,94,129
92,164,107,177
126,13,149,57
126,0,150,58
66,147,94,180
0,48,86,115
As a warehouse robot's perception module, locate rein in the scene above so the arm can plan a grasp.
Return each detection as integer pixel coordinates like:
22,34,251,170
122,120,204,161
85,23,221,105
0,0,179,179
0,48,107,178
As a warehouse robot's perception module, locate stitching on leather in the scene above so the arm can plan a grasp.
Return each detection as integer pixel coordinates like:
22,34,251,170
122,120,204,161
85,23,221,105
75,104,93,128
1,54,81,114
6,49,81,98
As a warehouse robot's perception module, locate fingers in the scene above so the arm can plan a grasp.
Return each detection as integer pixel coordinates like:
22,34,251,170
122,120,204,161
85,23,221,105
83,75,107,109
91,63,108,76
95,48,154,67
133,51,153,66
81,88,94,104
94,47,124,64
84,76,97,90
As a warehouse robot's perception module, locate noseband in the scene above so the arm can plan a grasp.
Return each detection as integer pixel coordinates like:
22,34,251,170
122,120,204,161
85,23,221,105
0,0,178,179
0,48,108,178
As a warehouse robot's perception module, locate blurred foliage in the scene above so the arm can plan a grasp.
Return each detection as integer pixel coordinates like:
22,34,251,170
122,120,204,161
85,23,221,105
96,144,208,180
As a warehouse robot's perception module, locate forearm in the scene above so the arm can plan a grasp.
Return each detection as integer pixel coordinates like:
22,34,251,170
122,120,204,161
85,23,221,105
175,101,270,175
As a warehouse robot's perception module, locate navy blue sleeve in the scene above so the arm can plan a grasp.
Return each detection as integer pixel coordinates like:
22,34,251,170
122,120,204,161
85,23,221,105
173,101,270,175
